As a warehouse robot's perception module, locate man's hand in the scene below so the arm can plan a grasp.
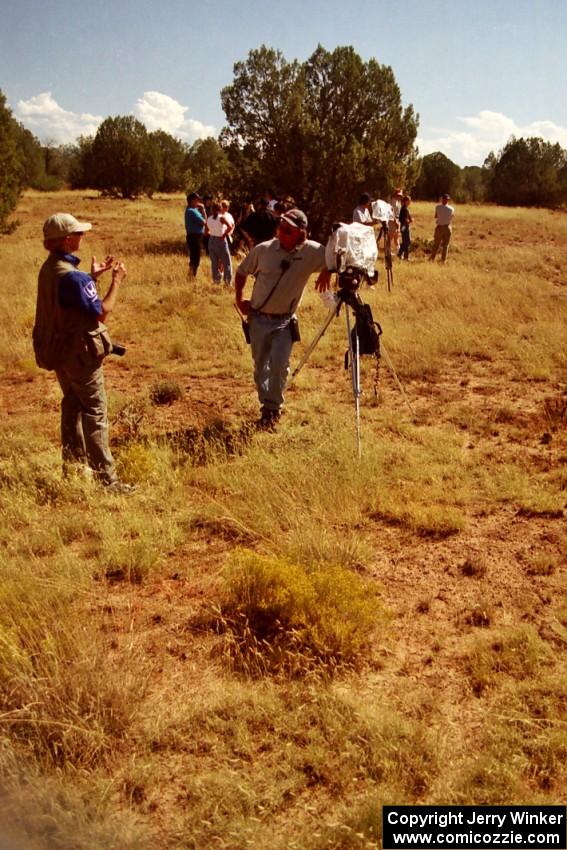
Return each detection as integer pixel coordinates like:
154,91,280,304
315,268,332,292
234,272,249,314
236,297,251,316
91,255,115,280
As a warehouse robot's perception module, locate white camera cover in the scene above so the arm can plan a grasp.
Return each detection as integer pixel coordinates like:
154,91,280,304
325,222,378,277
371,199,394,222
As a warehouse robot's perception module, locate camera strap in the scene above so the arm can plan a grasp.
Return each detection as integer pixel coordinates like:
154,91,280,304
254,259,291,313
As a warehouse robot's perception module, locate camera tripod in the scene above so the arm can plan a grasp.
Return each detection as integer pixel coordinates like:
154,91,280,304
289,268,413,457
376,221,394,292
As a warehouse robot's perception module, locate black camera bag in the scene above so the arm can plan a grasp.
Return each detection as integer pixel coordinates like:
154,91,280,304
352,303,381,356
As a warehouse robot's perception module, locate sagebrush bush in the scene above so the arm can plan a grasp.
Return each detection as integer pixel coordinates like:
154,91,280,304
211,549,383,675
115,441,165,483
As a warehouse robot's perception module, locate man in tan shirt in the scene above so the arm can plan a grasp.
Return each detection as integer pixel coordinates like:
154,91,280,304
429,193,455,263
235,208,331,429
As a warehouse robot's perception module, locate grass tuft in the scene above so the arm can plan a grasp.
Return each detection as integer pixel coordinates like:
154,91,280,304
463,625,554,695
149,379,183,405
0,580,142,769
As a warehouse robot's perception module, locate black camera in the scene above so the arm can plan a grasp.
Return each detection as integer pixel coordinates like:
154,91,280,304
338,265,377,292
111,342,127,356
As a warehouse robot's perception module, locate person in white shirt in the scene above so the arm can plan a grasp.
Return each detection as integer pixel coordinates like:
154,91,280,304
429,194,455,263
206,200,235,285
352,193,373,226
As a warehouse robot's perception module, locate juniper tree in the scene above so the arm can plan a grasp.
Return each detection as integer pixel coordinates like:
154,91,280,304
221,45,419,238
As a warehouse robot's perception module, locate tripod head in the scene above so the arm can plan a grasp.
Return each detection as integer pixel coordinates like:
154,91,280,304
337,264,378,294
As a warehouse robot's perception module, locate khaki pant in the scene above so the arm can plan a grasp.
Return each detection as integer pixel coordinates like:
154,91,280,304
430,224,452,262
56,361,117,484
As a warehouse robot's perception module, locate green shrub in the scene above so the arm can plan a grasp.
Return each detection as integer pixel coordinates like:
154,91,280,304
115,442,163,483
211,549,383,676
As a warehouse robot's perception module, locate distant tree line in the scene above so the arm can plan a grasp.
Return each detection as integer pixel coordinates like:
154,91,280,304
413,138,567,207
3,49,567,233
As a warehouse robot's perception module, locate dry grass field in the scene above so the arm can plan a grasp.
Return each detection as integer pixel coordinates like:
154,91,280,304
0,191,566,850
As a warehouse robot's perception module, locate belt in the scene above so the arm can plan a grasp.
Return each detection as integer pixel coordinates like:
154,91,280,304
251,310,291,320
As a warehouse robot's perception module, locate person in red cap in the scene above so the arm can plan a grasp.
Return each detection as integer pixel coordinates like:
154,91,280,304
235,208,332,429
33,213,133,493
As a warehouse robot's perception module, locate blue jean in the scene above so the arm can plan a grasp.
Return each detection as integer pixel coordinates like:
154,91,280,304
248,313,294,412
208,236,232,284
398,225,411,260
186,233,202,276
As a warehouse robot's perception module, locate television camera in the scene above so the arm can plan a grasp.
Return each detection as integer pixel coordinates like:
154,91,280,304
371,199,395,292
289,222,412,456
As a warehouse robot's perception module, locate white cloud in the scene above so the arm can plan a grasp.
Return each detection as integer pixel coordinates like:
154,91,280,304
16,92,103,144
14,90,215,145
418,110,567,166
133,91,215,142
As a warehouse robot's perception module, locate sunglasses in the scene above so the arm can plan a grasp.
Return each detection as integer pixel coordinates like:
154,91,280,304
278,223,299,236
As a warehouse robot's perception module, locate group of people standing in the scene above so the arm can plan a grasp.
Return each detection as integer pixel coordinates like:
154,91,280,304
184,193,235,285
184,192,301,287
352,188,414,261
352,189,455,263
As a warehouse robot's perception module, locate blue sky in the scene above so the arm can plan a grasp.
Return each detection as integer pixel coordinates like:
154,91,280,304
1,0,566,166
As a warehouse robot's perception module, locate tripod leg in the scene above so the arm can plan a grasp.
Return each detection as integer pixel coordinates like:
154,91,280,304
289,304,339,384
345,306,362,458
385,243,393,292
380,341,415,418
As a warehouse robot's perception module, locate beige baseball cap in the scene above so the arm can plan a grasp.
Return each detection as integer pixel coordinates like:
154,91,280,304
43,213,92,240
280,208,308,230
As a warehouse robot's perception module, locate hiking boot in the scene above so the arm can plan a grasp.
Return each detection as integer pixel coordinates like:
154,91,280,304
104,480,137,495
256,409,281,431
63,462,94,481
